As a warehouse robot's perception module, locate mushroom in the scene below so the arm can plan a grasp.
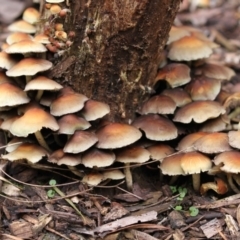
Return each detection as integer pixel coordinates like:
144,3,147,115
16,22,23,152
213,151,240,193
9,107,59,151
0,51,19,70
1,143,49,163
181,151,212,191
115,146,150,190
139,95,176,115
8,20,36,34
22,7,40,24
96,122,142,149
6,32,33,45
132,114,178,141
200,177,228,195
173,100,226,124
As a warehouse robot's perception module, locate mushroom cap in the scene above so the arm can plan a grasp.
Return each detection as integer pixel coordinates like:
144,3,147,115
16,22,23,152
58,114,91,134
81,148,115,168
193,132,232,154
132,114,178,141
162,88,192,107
22,7,40,24
0,83,30,107
199,117,227,133
147,143,175,162
82,173,104,186
5,40,47,54
177,132,209,152
96,122,142,149
173,100,226,123
5,137,31,152
1,143,49,163
63,130,98,154
6,32,33,45
167,26,191,45
50,88,88,116
213,151,240,173
81,100,110,121
0,52,18,70
24,76,63,91
168,35,214,61
228,131,240,149
103,170,125,180
8,20,36,34
140,95,176,115
10,108,59,137
1,116,20,131
181,151,212,174
160,153,185,175
154,63,191,88
184,76,221,101
46,0,65,2
115,146,150,164
0,72,13,84
223,92,240,114
194,63,235,81
33,34,50,44
48,149,81,166
6,58,53,77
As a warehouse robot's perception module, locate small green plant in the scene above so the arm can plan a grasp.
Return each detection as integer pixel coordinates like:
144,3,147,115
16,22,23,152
170,185,199,217
47,179,57,198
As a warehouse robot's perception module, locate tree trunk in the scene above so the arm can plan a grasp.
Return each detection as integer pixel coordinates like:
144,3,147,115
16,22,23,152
47,0,181,122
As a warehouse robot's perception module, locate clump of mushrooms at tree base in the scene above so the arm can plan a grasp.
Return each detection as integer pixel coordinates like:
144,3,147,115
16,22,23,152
0,1,240,194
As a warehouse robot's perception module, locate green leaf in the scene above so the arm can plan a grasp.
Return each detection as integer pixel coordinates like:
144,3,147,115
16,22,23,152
49,179,57,186
178,187,187,194
179,191,186,198
170,186,177,193
47,189,55,198
175,205,182,211
189,206,199,216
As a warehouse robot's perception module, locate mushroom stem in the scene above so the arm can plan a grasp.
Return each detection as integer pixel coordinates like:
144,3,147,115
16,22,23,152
25,75,32,83
192,173,200,192
68,166,84,178
227,173,240,193
35,130,51,152
124,163,133,190
35,90,44,101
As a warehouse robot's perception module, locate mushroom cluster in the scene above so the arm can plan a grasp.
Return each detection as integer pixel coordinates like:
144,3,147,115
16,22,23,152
1,5,240,194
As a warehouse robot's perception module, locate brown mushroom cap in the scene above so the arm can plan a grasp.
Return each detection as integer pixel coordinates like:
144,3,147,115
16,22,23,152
58,114,91,134
50,87,88,116
199,117,227,133
6,32,33,45
81,100,110,121
228,131,240,149
82,173,104,186
115,146,150,164
193,132,232,154
160,153,185,175
103,170,125,180
168,35,214,61
213,151,240,173
24,76,63,91
181,151,212,174
1,143,49,163
162,88,192,107
96,122,142,149
154,63,191,88
177,132,209,152
81,148,115,168
167,26,191,45
10,108,59,137
63,130,98,154
0,83,30,107
0,52,18,70
5,40,47,54
22,7,40,24
194,63,235,81
184,76,221,101
8,20,36,34
6,58,53,77
147,143,175,162
173,100,226,123
140,95,176,115
132,114,178,141
48,149,81,166
33,34,50,44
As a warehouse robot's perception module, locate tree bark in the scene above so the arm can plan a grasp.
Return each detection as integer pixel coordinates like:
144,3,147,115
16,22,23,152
47,0,181,122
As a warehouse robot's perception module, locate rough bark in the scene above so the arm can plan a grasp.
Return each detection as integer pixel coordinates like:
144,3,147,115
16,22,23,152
48,0,181,122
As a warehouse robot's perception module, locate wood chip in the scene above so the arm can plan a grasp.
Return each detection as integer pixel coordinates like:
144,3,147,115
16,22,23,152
200,218,222,239
9,221,33,239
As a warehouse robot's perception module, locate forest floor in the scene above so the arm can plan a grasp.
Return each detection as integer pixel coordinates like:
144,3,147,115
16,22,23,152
1,0,240,239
